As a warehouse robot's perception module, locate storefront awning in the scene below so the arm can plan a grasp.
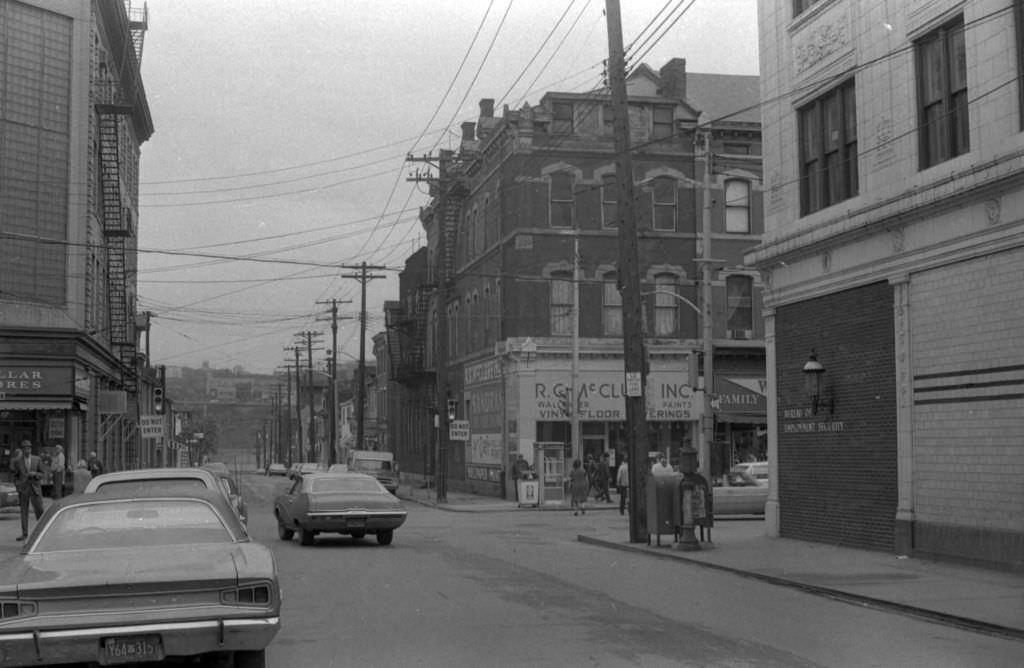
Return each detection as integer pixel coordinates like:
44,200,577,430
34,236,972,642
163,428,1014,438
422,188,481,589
715,412,766,424
0,401,74,411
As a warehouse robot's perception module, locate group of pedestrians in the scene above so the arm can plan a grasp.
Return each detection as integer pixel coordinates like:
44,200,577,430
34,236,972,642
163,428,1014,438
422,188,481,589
9,440,104,541
569,452,631,516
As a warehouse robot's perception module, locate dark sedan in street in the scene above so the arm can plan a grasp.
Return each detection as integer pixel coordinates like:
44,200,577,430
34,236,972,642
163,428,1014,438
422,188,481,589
274,472,407,546
0,488,280,667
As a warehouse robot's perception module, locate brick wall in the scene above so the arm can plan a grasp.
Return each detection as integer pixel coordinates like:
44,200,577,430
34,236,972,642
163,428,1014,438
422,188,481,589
775,282,897,551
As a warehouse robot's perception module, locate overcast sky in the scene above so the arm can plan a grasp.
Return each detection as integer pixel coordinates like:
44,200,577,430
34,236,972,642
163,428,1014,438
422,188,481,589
137,0,760,375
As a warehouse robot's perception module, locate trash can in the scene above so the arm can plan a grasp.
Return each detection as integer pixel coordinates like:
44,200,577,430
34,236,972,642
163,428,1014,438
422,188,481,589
645,473,683,545
517,478,540,507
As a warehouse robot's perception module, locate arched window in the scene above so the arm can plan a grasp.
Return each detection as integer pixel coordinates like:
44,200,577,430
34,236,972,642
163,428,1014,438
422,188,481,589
726,275,754,338
652,177,676,231
603,272,622,336
602,173,618,227
653,274,679,336
550,271,573,336
550,172,574,228
724,179,751,233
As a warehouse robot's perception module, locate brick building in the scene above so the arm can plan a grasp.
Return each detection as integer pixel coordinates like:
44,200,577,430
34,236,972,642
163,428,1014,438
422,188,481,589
0,1,160,477
385,59,766,498
750,0,1024,568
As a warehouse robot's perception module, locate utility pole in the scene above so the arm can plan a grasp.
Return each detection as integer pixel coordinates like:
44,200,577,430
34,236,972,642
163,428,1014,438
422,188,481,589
606,0,650,542
697,119,717,484
316,298,353,466
408,150,464,504
284,348,303,464
340,263,385,453
571,231,581,463
296,331,324,462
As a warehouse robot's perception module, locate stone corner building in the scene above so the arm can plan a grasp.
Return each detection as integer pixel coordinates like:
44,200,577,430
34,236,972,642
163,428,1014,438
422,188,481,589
751,0,1024,570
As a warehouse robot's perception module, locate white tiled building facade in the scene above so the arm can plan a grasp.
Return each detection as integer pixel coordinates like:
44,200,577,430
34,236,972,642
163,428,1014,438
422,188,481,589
750,0,1024,568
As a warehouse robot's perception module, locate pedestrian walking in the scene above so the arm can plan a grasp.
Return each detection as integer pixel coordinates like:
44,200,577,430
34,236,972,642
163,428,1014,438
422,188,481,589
616,457,629,515
584,455,597,499
51,444,66,499
72,460,91,494
569,458,589,516
11,440,44,541
593,452,612,502
86,451,104,478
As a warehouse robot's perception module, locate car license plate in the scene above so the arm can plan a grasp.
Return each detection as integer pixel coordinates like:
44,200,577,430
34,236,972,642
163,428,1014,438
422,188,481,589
346,518,366,529
99,634,164,665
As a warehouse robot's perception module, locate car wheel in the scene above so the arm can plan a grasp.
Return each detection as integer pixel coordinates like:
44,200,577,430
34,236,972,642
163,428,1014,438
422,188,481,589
234,649,266,668
376,529,394,546
277,517,294,541
350,531,366,540
299,527,316,546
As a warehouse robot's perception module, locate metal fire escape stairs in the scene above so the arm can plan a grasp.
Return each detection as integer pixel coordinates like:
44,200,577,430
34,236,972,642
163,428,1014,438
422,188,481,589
95,3,148,394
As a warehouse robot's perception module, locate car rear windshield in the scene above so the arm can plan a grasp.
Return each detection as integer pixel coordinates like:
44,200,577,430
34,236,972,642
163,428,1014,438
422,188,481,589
95,478,210,494
34,499,234,552
311,477,384,494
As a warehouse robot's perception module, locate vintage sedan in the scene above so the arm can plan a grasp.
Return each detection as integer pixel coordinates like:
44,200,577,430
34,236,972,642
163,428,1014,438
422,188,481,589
0,488,280,667
203,465,249,525
713,470,769,515
274,471,407,546
287,462,323,480
0,480,18,509
84,466,247,524
265,462,288,477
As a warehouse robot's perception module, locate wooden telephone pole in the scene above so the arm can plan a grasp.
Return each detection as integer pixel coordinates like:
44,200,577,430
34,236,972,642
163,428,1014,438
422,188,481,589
606,0,650,542
316,298,353,466
341,263,386,454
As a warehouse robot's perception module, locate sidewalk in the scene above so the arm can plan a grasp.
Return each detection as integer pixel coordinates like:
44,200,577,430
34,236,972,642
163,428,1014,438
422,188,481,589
398,484,1024,641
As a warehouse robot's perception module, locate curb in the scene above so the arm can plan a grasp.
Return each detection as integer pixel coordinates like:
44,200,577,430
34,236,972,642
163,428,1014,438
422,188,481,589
577,535,1024,642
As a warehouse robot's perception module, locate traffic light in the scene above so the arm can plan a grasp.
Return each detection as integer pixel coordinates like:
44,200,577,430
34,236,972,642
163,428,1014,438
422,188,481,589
446,399,457,422
153,386,165,414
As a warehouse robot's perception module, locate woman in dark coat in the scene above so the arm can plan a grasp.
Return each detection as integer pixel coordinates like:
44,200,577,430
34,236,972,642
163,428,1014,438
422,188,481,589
569,459,589,516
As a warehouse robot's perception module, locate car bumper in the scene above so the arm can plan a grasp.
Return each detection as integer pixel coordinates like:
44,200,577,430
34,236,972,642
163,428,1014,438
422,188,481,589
304,511,406,533
0,616,279,665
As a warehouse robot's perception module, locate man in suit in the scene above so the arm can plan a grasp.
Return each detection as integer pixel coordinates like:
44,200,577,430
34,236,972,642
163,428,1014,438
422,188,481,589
11,440,45,541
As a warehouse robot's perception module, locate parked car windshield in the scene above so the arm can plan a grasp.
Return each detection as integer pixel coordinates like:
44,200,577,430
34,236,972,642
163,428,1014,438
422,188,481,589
311,477,385,494
33,499,233,552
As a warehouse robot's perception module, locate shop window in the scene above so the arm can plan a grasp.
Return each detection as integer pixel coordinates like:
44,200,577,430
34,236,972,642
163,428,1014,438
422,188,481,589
916,16,969,169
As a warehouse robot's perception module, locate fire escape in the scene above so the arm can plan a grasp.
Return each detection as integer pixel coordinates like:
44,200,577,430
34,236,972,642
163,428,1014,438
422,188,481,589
95,2,147,393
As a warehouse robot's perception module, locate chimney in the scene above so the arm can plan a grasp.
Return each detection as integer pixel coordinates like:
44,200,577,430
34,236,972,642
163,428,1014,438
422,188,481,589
479,98,495,119
659,58,687,101
461,122,476,142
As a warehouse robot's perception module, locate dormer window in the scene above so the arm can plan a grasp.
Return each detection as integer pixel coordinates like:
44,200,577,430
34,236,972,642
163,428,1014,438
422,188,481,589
552,102,574,135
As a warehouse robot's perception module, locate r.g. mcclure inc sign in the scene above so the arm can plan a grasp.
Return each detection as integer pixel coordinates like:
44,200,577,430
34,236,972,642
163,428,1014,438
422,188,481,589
532,372,700,421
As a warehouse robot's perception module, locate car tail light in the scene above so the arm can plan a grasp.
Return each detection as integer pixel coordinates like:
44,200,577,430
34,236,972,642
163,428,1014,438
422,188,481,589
0,600,38,619
220,584,273,606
